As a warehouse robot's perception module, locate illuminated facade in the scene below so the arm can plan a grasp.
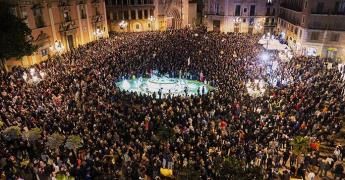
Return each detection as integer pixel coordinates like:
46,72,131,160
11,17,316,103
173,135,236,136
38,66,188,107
277,0,345,60
106,0,157,32
204,0,279,34
106,0,194,32
5,0,109,70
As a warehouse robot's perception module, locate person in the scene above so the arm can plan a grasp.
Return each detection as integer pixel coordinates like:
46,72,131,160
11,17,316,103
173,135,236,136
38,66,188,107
0,28,344,179
334,146,342,161
333,162,344,180
283,150,290,167
297,164,306,180
281,170,290,180
306,171,315,180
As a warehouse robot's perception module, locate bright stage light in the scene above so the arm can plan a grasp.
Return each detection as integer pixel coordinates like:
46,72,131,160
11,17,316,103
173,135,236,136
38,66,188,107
122,80,130,90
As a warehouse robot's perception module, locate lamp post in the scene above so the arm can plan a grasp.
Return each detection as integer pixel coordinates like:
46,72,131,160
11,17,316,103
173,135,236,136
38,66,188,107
148,15,156,31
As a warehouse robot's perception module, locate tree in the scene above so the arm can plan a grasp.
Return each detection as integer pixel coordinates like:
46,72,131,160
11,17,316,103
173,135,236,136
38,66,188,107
0,1,37,71
214,156,263,180
290,136,310,165
64,135,83,153
1,125,21,141
22,127,42,142
156,127,175,143
46,132,65,150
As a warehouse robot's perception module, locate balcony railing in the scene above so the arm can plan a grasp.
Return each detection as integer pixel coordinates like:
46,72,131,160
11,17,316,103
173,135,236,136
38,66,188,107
92,15,103,23
308,22,345,31
265,12,276,16
279,14,301,26
310,10,345,15
264,22,277,27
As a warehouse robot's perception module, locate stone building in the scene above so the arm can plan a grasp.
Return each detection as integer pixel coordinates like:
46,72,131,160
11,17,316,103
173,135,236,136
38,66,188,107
5,0,109,70
204,0,279,34
277,0,345,60
106,0,195,32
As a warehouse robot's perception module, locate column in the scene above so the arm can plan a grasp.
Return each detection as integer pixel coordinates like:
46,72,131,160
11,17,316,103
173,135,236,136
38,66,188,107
85,3,93,42
103,1,109,37
48,7,57,42
77,5,84,44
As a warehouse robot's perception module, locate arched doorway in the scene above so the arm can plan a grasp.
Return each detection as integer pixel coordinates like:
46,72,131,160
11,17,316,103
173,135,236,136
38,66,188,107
166,8,181,29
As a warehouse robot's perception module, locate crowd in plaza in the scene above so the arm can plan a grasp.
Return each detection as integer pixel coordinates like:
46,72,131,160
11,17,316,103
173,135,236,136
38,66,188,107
0,28,345,179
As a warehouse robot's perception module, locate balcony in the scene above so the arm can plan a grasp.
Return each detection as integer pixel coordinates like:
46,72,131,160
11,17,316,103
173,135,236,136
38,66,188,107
92,15,103,24
310,10,345,16
59,20,77,33
265,12,276,16
264,22,277,27
279,14,301,26
108,0,154,7
308,22,345,31
59,0,71,7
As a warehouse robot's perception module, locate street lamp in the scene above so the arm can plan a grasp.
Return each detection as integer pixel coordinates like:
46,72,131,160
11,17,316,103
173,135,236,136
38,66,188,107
148,15,156,31
119,20,128,32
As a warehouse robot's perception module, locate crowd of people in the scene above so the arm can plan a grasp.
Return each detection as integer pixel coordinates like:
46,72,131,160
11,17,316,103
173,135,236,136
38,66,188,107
0,28,345,179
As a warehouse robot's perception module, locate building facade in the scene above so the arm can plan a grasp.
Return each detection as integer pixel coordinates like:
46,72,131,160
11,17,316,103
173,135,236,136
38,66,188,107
5,0,109,70
204,0,279,34
277,0,345,60
106,0,195,32
106,0,157,32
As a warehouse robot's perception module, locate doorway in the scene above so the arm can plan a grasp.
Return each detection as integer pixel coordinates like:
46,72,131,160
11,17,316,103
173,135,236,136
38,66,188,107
213,20,220,32
67,35,74,50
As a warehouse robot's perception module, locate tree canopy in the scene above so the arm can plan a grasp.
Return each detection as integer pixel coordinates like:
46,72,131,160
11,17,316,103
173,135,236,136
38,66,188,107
0,2,36,62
